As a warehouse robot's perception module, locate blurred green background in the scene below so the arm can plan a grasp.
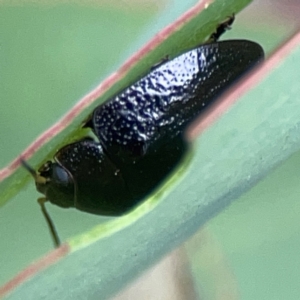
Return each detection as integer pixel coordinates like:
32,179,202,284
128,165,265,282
1,1,300,299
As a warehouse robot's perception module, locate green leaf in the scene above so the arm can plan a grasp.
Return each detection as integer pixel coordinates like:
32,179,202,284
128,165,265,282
3,0,285,299
3,31,300,298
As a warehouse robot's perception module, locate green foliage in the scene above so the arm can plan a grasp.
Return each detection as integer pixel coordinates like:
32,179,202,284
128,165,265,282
10,1,300,300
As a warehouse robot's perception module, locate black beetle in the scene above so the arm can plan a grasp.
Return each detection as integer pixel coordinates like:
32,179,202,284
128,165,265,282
23,16,264,247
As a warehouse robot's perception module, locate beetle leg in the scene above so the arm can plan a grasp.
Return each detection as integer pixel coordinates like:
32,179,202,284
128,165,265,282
38,197,60,248
151,55,170,71
206,14,235,43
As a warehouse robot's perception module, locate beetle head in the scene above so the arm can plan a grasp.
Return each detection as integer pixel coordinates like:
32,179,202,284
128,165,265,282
22,159,75,208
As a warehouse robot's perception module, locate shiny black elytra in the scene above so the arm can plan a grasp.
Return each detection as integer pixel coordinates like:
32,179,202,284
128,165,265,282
23,17,264,247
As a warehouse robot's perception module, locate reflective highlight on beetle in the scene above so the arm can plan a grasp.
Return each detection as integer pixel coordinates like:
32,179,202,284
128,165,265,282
23,16,264,247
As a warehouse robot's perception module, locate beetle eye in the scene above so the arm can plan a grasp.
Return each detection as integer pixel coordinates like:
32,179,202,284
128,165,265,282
51,164,72,187
37,162,73,190
35,162,75,209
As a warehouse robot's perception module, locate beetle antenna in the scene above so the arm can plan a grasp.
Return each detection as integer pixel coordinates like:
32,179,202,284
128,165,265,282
21,159,47,184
